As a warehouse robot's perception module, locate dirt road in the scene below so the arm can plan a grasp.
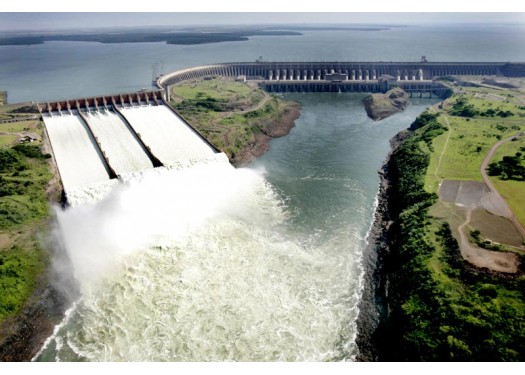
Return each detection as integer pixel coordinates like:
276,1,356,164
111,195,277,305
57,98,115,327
479,131,525,237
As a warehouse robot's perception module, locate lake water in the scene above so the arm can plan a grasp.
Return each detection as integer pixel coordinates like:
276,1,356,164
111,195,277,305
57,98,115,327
0,23,522,361
1,24,524,103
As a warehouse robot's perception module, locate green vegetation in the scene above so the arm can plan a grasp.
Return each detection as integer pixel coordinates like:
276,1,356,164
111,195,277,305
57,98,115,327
171,78,298,163
0,243,45,320
449,95,515,118
173,78,255,102
0,102,53,323
424,102,525,192
487,152,525,181
488,135,525,226
383,109,525,361
0,29,302,46
0,145,51,229
491,180,525,228
424,89,525,226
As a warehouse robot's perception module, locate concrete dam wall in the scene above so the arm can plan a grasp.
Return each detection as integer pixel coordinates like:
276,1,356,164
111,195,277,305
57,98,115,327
158,62,525,85
157,61,525,98
40,91,220,203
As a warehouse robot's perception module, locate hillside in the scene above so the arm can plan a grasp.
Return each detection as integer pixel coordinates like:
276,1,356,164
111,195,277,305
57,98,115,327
170,77,301,166
376,77,525,361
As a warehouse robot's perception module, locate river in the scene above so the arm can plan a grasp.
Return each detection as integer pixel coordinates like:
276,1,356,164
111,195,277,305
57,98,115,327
0,23,522,361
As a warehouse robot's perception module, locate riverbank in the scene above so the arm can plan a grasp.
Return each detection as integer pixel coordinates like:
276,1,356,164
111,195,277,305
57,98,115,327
0,101,72,362
170,77,301,167
362,96,525,360
231,101,301,166
355,130,409,361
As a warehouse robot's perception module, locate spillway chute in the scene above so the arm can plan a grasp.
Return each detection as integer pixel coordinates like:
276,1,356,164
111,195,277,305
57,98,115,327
41,92,223,206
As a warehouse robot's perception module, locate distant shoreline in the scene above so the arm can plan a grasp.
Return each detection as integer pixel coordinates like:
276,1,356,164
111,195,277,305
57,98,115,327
0,27,392,46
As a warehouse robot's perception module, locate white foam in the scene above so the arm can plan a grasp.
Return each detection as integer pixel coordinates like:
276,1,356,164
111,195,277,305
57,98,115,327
39,159,361,361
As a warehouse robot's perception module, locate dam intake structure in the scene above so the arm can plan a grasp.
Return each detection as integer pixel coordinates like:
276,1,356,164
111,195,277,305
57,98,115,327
157,61,525,98
40,90,222,205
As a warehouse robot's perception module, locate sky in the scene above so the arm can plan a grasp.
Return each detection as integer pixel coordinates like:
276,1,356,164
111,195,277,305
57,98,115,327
0,2,524,32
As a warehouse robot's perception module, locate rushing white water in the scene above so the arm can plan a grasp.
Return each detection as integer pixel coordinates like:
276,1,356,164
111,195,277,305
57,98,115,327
37,154,363,361
38,93,437,362
83,109,154,175
120,105,216,166
43,110,111,191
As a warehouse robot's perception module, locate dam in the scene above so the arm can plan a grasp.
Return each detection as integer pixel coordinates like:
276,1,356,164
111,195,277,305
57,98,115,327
157,61,525,98
40,61,525,204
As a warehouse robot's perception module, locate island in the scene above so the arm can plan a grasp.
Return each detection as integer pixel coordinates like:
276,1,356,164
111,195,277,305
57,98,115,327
362,87,409,121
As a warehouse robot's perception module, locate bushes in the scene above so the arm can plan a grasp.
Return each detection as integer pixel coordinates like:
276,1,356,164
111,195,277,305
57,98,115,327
12,144,51,159
0,149,21,173
0,247,43,321
0,143,52,230
0,134,52,325
487,152,525,181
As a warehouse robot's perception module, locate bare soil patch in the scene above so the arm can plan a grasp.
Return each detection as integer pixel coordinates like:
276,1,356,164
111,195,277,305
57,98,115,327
437,179,523,273
458,208,518,273
470,209,524,248
439,180,490,208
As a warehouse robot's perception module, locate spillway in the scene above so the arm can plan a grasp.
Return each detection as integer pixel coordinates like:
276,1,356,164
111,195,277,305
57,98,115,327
120,105,216,166
83,109,154,175
43,110,112,192
41,95,222,205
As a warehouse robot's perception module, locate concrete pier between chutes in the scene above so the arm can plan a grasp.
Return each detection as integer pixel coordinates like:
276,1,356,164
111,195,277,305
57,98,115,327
39,90,221,204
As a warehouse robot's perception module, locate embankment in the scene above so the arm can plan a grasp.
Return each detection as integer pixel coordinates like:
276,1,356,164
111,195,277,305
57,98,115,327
355,130,410,361
0,104,74,361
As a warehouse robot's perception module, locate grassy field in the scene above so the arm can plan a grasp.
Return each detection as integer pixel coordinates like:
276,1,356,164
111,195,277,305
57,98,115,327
424,94,525,193
171,77,297,163
173,78,254,101
0,100,54,323
487,135,525,227
422,83,525,250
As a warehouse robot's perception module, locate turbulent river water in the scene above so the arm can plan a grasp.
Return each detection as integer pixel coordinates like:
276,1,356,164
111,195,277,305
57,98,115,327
34,94,436,361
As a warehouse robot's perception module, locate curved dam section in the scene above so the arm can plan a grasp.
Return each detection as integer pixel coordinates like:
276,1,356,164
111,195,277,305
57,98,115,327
158,61,525,86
